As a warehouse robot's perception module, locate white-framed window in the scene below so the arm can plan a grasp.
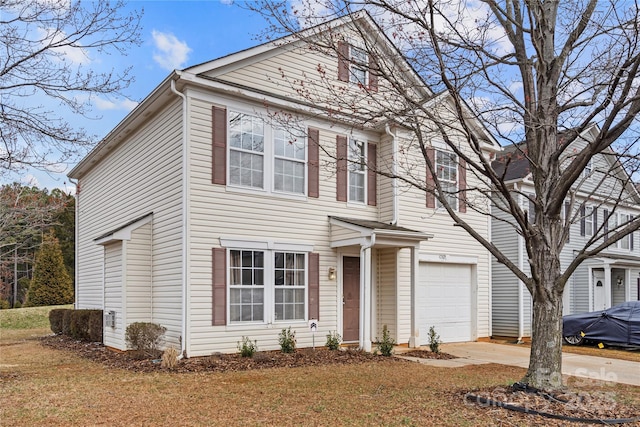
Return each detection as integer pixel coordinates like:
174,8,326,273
436,150,458,210
608,212,632,250
583,158,593,177
274,128,306,194
584,206,594,236
229,112,265,189
348,138,366,203
274,252,306,321
349,45,368,86
228,249,307,324
228,110,307,196
229,250,265,322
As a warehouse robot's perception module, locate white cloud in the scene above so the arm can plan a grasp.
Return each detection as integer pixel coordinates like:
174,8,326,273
151,30,192,71
93,97,139,112
21,174,40,187
38,27,90,65
220,0,233,4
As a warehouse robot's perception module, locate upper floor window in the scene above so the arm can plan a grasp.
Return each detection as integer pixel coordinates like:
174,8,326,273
607,212,632,250
348,139,366,203
274,128,306,194
349,45,368,86
227,111,307,196
229,113,264,189
584,206,594,236
582,158,593,177
436,150,458,210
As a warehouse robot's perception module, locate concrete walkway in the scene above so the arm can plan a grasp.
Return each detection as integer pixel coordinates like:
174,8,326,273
398,342,640,386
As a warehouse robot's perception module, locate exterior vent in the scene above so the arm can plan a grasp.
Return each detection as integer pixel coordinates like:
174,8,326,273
105,310,116,328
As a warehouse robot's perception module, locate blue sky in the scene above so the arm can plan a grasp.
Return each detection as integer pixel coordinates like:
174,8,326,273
11,0,273,192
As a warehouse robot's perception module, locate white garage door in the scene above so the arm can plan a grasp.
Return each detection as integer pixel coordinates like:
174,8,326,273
418,262,472,344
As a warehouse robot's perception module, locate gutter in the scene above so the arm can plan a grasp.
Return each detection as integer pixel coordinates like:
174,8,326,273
170,77,188,360
69,178,79,310
385,124,399,225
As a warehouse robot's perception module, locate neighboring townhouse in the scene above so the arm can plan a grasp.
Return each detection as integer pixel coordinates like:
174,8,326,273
69,12,500,356
491,124,640,339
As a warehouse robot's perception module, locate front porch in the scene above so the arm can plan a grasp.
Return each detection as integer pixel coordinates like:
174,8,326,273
329,216,432,351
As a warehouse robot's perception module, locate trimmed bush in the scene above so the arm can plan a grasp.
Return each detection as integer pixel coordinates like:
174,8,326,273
62,310,72,336
325,331,342,350
237,336,258,357
278,327,296,353
70,310,91,340
125,322,166,357
376,324,395,357
49,308,68,334
87,310,103,342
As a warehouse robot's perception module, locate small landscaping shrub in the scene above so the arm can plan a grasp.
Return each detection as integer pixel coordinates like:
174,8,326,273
428,326,442,354
325,331,342,350
125,322,166,358
161,346,180,369
0,299,10,310
13,301,21,309
278,327,296,353
237,336,258,357
49,308,68,334
376,324,395,357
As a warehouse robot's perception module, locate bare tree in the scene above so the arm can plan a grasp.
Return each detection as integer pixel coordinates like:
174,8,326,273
249,0,640,389
0,0,142,177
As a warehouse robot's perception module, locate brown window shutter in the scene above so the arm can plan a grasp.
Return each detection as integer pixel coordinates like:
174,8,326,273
212,106,227,185
458,157,467,213
212,248,227,326
308,128,320,198
426,148,435,208
367,142,377,206
368,55,378,92
336,135,348,202
308,252,320,320
603,209,609,240
337,41,349,82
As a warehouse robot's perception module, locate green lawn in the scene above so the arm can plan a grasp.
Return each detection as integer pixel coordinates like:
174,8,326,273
0,304,71,330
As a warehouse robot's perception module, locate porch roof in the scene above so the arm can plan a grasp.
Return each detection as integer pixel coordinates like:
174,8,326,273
329,216,433,248
594,253,640,267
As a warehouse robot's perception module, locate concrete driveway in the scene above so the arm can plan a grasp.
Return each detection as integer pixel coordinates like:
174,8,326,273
433,342,640,386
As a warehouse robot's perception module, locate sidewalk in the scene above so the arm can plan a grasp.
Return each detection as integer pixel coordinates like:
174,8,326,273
398,342,640,386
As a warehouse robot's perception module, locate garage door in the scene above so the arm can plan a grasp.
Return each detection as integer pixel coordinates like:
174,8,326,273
418,262,472,344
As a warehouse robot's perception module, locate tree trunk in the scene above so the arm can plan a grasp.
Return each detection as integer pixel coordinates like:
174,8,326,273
523,288,564,390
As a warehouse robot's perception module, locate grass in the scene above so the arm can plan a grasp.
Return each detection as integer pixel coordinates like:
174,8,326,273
1,326,639,426
0,304,71,330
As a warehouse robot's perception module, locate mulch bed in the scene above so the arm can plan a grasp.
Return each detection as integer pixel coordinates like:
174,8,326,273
40,335,640,424
402,349,458,359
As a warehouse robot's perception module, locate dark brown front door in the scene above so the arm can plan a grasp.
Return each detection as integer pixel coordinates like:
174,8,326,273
343,256,360,342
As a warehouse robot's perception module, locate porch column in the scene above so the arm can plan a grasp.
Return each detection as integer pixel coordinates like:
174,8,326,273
360,245,372,352
604,263,612,309
409,245,420,348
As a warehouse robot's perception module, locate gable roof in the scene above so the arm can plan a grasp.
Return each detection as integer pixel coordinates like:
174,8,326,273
492,125,640,202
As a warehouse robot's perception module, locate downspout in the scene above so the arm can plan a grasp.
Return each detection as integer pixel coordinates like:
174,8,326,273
69,178,79,309
360,234,375,352
385,124,399,225
516,185,524,343
170,77,188,360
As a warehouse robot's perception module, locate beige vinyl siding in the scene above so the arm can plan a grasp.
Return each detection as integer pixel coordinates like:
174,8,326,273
377,134,394,224
393,147,492,340
396,248,412,344
186,96,381,355
75,99,183,348
126,223,152,324
376,248,397,340
103,242,123,349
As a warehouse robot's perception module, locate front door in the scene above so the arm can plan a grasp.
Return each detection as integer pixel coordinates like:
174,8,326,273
593,270,606,311
342,256,360,342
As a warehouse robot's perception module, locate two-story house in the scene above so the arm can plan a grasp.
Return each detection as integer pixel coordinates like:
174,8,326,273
69,12,500,356
491,124,640,340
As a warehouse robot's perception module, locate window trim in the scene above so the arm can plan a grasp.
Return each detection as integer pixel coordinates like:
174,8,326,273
347,138,367,204
226,108,309,198
225,244,310,325
435,149,459,211
607,212,632,251
349,44,369,86
584,206,594,236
